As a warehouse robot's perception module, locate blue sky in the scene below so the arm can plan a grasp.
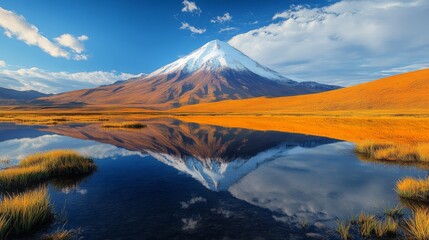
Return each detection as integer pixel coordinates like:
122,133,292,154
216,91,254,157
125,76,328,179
0,0,428,93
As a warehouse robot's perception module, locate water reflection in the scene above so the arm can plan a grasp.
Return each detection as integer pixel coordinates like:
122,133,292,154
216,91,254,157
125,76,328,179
0,120,426,239
45,119,336,190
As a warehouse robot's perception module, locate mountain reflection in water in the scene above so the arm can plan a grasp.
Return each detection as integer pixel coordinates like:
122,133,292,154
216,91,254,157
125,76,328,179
45,118,337,191
0,120,425,239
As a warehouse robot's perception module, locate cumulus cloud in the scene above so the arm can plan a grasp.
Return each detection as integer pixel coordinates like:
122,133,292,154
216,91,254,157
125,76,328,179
211,13,232,23
181,0,201,14
0,67,144,94
180,22,206,34
219,27,237,33
0,7,88,60
229,0,429,86
0,60,5,67
54,34,89,60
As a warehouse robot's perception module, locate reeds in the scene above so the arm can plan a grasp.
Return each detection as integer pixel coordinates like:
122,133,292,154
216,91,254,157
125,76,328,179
102,122,146,129
384,205,404,218
342,212,399,239
396,177,429,201
0,150,96,191
336,220,351,240
357,213,377,237
403,208,429,240
356,141,429,162
0,188,53,237
42,229,75,240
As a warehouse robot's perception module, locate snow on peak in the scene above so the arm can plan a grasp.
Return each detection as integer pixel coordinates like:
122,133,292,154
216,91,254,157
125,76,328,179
148,40,286,80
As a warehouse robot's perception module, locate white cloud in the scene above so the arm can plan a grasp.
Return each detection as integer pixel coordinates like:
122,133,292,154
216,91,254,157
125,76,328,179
55,34,89,60
219,27,237,33
211,13,232,23
0,60,5,67
0,67,144,94
180,22,206,34
0,7,88,60
55,34,87,53
229,0,429,86
181,0,201,14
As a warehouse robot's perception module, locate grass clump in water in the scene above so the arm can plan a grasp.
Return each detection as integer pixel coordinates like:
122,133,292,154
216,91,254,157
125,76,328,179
42,229,76,240
396,177,429,202
353,212,399,238
0,150,96,191
336,220,351,240
356,141,429,162
384,205,404,219
102,122,146,129
403,207,429,240
0,188,53,238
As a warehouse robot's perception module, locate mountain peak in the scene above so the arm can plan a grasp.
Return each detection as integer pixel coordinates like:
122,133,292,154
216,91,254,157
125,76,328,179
148,40,287,80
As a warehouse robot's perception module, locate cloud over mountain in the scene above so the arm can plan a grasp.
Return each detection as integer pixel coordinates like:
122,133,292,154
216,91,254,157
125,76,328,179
229,0,429,86
0,67,143,94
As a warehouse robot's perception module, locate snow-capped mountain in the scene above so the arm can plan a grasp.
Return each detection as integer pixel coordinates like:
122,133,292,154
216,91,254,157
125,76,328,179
148,40,288,80
42,40,339,109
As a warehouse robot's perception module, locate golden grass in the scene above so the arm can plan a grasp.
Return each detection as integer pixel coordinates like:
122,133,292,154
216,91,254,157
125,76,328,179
0,150,96,191
357,213,377,237
102,122,146,129
336,220,351,240
0,215,10,240
176,115,429,145
396,177,429,201
0,188,53,237
172,69,429,114
0,110,157,126
403,208,429,240
355,213,399,238
42,229,75,240
356,142,429,162
384,205,404,219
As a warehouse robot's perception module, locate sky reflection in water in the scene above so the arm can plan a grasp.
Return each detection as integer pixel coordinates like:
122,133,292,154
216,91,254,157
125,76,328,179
0,120,426,239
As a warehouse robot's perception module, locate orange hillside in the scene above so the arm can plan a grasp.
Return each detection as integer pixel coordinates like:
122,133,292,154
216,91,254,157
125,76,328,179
172,69,429,114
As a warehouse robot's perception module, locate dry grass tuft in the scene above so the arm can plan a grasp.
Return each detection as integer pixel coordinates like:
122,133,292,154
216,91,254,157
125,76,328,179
396,177,429,201
0,188,53,237
0,150,96,191
336,220,351,240
384,205,404,218
102,122,146,129
357,213,377,237
403,208,429,240
356,142,429,162
356,213,399,238
42,229,75,240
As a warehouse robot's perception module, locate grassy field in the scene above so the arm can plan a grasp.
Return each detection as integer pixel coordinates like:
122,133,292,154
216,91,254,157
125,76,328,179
171,69,429,114
175,115,429,144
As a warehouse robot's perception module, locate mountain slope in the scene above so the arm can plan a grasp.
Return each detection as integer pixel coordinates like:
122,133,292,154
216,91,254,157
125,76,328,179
172,69,429,113
0,87,50,104
41,40,339,109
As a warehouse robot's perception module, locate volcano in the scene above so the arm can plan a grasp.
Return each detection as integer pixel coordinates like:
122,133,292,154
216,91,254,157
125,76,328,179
41,40,339,109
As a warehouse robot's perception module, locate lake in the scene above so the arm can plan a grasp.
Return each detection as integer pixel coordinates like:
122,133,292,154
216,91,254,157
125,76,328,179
0,119,426,239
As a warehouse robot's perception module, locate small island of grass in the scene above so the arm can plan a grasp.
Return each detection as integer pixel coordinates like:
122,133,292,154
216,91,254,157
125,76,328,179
0,188,53,239
0,150,96,191
102,122,146,129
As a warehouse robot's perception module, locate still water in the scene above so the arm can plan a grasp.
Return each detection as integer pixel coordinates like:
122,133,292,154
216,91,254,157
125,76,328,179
0,119,426,239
